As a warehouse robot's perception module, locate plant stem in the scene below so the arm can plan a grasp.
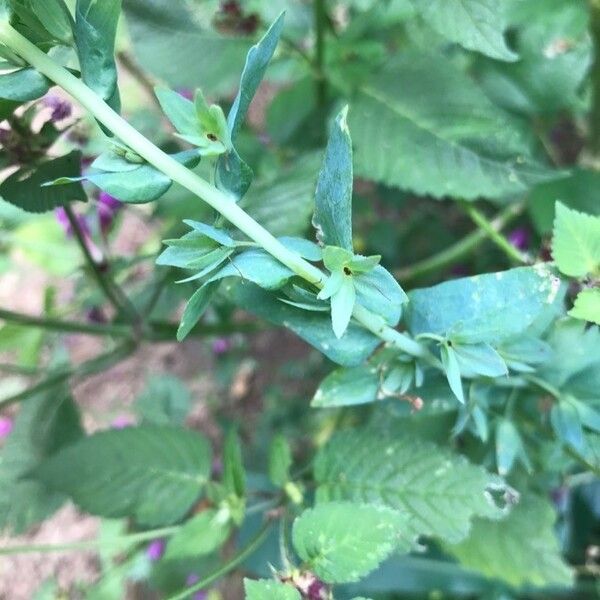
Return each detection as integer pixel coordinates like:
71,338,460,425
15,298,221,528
459,202,529,265
396,203,524,282
314,0,328,130
589,0,600,156
0,22,426,359
167,520,274,600
63,204,140,325
0,526,179,555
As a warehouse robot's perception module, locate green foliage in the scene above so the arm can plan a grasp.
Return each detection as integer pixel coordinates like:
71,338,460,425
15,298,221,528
315,427,506,543
312,364,379,408
292,502,408,583
244,579,301,600
569,288,600,325
32,425,212,526
0,67,49,101
134,375,191,425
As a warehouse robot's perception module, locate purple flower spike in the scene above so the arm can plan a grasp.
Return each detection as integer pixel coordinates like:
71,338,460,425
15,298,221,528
212,337,231,355
0,417,13,439
508,227,530,251
97,192,123,234
55,207,91,238
146,539,165,562
44,95,72,122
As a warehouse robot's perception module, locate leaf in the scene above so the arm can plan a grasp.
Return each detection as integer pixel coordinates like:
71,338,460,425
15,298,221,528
552,202,600,278
0,387,83,533
453,343,508,378
312,365,380,408
32,425,212,526
28,0,74,43
176,282,220,341
406,266,565,345
164,508,231,561
330,275,356,338
447,495,573,588
0,67,50,101
313,106,353,251
349,54,557,200
134,375,191,426
551,399,585,453
0,151,86,213
569,288,600,325
244,580,301,600
74,0,121,109
216,13,285,199
268,434,292,487
315,427,507,543
495,419,526,476
440,344,465,403
292,502,408,583
223,429,246,499
226,281,380,367
410,0,517,61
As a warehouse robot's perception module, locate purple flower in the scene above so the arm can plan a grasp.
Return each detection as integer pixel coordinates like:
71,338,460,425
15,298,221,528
98,191,123,212
0,417,13,439
146,539,165,561
97,192,123,234
43,95,72,122
212,337,231,355
508,227,530,251
86,306,106,324
55,207,91,238
178,88,194,101
111,414,134,429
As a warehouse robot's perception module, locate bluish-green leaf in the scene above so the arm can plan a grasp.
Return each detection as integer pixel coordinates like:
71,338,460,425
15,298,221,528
223,428,246,499
28,0,74,43
176,282,220,342
495,419,526,476
313,106,354,251
453,343,508,378
312,365,379,408
268,434,292,487
244,580,301,600
0,67,50,101
355,265,407,327
441,344,465,403
331,274,356,338
551,399,585,453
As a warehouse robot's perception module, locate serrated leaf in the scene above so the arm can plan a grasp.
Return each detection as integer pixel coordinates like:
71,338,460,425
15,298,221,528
0,67,50,101
32,425,212,526
176,282,220,341
315,427,506,543
268,434,292,487
552,202,600,278
164,508,230,561
216,13,284,199
75,0,121,110
447,495,573,588
312,365,379,408
349,54,557,200
410,0,517,61
313,106,353,251
406,266,564,345
244,579,301,600
0,151,86,213
226,281,380,366
0,387,83,533
134,375,190,426
569,288,600,325
292,502,408,583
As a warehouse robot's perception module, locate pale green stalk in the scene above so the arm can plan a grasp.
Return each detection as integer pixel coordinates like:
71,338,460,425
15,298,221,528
0,21,427,358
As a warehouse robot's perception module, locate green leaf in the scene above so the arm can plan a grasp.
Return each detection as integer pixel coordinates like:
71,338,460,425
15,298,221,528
315,427,507,543
349,54,557,200
244,579,301,600
164,508,231,561
354,265,407,327
313,106,353,251
292,502,408,583
495,419,526,476
176,282,220,341
268,434,292,487
552,202,600,278
0,387,83,533
440,344,465,403
226,281,380,366
447,495,573,588
330,275,356,338
134,375,191,426
32,425,212,526
410,0,517,61
27,0,74,43
216,13,285,199
453,343,508,378
0,67,50,101
569,288,600,325
223,429,246,499
312,365,379,408
406,266,565,344
551,398,585,453
0,151,86,213
75,0,121,109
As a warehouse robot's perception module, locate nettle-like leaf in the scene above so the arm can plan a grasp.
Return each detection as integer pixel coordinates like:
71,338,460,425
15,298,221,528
134,374,191,426
349,53,558,200
74,0,121,110
32,425,212,526
447,495,573,588
410,0,517,62
569,288,600,325
0,67,50,101
47,149,201,203
0,150,86,213
406,265,564,345
315,427,508,543
0,386,83,533
216,13,285,199
244,579,301,600
292,502,409,583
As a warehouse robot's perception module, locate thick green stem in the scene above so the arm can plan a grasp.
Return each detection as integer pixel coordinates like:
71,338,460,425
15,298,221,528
167,520,274,600
460,202,528,265
396,204,524,282
589,0,600,156
0,21,426,359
